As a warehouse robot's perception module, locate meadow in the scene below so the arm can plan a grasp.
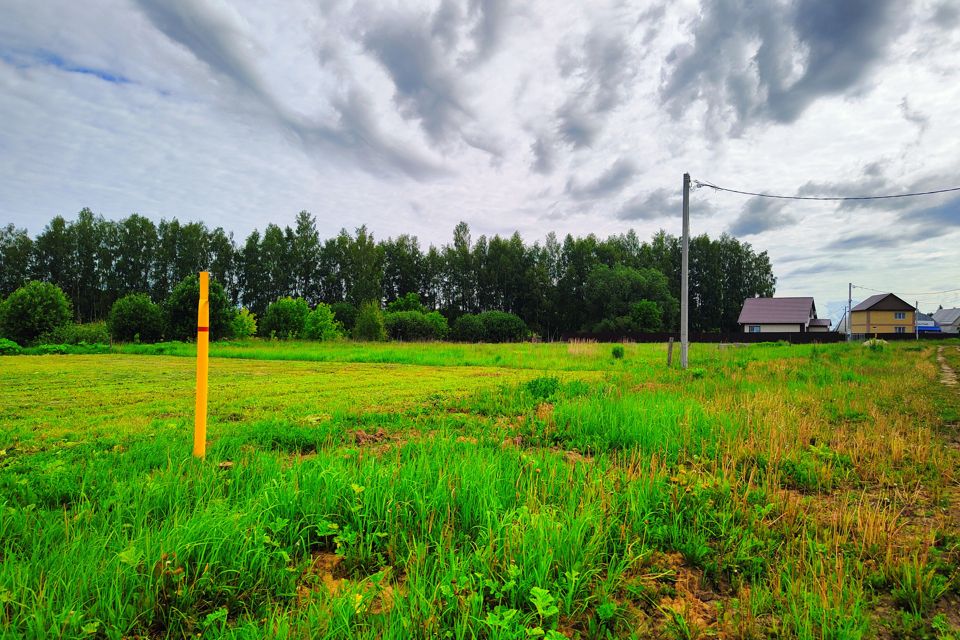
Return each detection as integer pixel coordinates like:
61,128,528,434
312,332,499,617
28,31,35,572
1,340,959,639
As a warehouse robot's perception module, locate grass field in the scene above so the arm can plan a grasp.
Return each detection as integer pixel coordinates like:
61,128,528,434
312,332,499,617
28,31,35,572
2,341,959,639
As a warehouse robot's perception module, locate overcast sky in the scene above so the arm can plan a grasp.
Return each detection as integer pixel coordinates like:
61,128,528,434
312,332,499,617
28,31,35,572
2,0,959,320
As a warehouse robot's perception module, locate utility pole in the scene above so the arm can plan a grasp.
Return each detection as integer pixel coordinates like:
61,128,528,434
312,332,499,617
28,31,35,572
847,283,852,341
915,300,919,340
681,173,690,369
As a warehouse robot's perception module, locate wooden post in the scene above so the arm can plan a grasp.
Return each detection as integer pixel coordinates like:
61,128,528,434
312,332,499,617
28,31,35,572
667,337,674,367
193,272,209,458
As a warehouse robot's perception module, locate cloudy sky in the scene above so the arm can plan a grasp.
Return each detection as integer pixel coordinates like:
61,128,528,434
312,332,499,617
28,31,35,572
2,0,959,319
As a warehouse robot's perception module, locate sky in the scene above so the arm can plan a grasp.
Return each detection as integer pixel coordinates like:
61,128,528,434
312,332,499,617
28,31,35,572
1,0,959,322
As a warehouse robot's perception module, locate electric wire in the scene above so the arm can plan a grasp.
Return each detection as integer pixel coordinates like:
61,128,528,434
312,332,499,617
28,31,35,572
693,180,960,201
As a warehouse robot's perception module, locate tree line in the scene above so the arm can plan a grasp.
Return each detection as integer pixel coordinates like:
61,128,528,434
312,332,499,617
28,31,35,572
0,209,776,337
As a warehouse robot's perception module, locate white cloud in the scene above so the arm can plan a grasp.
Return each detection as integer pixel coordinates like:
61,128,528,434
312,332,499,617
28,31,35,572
0,0,959,311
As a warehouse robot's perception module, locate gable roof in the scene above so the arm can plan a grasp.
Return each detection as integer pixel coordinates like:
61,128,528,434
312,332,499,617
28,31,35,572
738,297,815,325
851,293,914,312
809,318,831,327
933,308,960,325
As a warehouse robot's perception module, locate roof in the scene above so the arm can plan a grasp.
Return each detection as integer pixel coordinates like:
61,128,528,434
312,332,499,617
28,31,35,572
933,308,960,325
916,311,935,322
737,297,815,325
851,293,914,312
809,318,831,327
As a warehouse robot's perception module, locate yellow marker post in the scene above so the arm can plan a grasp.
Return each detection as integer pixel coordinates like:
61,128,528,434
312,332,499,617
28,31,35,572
193,272,209,458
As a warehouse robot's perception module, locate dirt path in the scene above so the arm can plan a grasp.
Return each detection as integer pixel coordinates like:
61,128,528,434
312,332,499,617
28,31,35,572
937,346,958,386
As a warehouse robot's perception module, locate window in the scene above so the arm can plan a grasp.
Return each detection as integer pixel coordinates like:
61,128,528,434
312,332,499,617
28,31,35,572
895,312,906,320
895,326,906,334
748,325,761,333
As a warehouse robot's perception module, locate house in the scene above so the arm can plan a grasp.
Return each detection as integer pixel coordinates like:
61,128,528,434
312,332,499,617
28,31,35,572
850,293,915,335
737,297,824,333
808,318,832,332
916,311,941,333
932,308,960,334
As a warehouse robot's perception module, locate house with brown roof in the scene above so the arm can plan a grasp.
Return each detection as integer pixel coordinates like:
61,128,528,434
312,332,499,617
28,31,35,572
851,293,914,335
737,297,828,333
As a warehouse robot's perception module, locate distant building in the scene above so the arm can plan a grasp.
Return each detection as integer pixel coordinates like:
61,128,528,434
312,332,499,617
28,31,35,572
850,293,915,335
932,308,960,334
737,297,825,333
916,311,941,333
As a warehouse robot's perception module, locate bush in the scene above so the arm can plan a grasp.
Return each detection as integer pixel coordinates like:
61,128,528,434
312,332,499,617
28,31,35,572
612,345,625,359
353,302,386,341
108,295,164,343
0,281,72,345
261,297,310,339
386,292,426,313
0,338,21,355
384,310,448,341
39,321,111,345
230,308,258,339
331,302,358,332
164,275,233,341
863,338,888,352
303,303,343,341
477,311,528,343
451,311,528,343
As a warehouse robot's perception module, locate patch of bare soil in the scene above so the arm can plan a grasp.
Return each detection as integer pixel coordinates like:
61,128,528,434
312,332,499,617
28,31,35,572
353,427,389,445
297,552,403,614
937,347,957,386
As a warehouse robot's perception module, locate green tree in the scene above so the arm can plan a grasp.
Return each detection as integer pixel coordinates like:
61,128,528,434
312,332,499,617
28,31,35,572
111,214,157,298
230,308,258,339
261,297,310,339
0,224,33,298
353,301,386,341
303,303,343,341
0,281,72,345
330,302,358,332
163,274,233,341
386,292,426,313
291,211,322,305
108,294,164,343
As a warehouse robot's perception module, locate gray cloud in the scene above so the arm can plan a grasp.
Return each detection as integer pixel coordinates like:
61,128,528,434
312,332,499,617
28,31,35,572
616,187,716,221
552,23,640,148
785,260,852,277
728,197,795,236
363,14,472,147
662,0,907,133
133,0,445,178
530,134,557,175
566,157,636,200
899,96,929,136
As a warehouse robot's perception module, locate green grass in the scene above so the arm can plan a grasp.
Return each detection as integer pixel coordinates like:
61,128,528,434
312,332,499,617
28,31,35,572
1,340,960,638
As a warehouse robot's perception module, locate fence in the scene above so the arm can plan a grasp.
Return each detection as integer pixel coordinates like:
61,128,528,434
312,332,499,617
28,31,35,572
559,331,960,344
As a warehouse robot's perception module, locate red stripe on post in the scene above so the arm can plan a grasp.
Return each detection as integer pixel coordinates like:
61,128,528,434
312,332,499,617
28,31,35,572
197,327,209,332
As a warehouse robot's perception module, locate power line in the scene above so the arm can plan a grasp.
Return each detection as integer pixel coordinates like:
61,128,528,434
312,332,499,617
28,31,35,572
693,179,960,201
851,283,960,296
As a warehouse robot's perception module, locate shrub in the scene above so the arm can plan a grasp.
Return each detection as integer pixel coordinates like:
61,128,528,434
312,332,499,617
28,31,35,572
39,321,111,345
0,338,21,355
863,338,888,352
452,314,485,342
383,310,449,341
526,376,560,400
303,303,343,341
261,297,310,339
230,308,258,339
424,311,450,340
108,295,164,343
386,292,426,313
353,302,386,341
0,281,72,345
612,345,625,359
164,275,233,341
331,302,358,332
478,311,528,343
